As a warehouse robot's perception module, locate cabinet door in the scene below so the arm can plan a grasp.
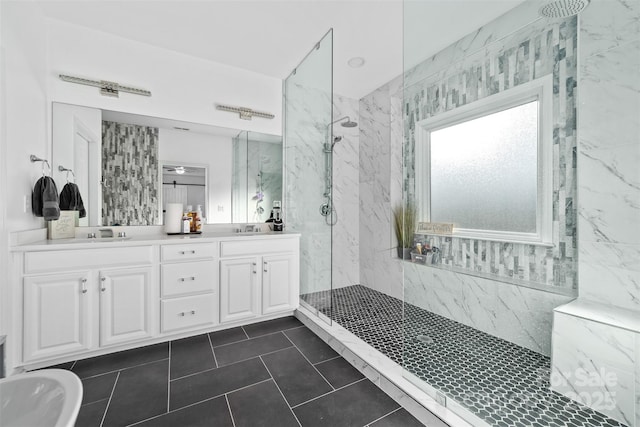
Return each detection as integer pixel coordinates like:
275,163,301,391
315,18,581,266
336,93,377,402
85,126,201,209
23,272,92,362
99,267,154,347
219,258,260,323
262,254,296,315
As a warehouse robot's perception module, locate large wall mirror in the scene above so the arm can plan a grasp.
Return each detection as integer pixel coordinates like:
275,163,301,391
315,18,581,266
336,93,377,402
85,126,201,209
52,102,282,226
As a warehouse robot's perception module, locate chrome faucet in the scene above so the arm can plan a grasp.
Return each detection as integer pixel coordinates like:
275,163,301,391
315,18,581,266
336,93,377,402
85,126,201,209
99,228,114,238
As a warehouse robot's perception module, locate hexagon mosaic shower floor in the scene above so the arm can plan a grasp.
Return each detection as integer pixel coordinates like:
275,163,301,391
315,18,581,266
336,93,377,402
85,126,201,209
301,285,626,427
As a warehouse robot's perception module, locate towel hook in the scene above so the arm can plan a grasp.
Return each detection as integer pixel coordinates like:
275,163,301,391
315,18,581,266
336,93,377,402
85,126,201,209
30,155,51,177
58,165,76,183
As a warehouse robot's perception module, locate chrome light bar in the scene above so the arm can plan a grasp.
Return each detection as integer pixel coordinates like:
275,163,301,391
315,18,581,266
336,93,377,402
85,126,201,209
216,104,274,120
59,74,152,98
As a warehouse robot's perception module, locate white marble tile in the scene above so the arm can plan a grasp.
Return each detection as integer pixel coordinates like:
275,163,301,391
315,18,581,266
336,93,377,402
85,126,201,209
580,0,640,59
459,274,499,336
404,263,466,322
552,312,636,425
580,261,640,313
578,143,640,246
496,285,573,356
635,333,639,427
580,241,640,273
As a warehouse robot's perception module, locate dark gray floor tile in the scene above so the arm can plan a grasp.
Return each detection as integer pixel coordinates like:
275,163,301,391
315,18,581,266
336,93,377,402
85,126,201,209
294,379,399,427
214,332,292,366
261,347,333,406
135,396,234,427
102,359,169,427
170,334,216,379
72,342,168,378
242,316,303,338
314,356,365,389
227,380,299,427
75,399,108,427
169,357,269,411
370,408,428,427
209,326,248,347
81,371,118,405
284,326,338,364
41,361,74,370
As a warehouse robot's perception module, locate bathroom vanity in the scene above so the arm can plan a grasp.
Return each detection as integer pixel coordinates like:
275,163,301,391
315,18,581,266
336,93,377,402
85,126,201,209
9,232,299,371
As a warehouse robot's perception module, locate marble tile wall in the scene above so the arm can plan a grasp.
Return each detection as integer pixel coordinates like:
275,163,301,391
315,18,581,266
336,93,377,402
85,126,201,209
404,262,572,356
284,81,332,296
549,0,640,423
359,76,404,300
577,0,640,312
101,121,159,226
332,94,360,289
404,14,578,291
551,311,638,426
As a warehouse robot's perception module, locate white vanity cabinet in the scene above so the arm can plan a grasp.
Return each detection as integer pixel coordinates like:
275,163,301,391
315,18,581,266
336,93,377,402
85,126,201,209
20,246,156,363
160,243,218,333
23,271,93,361
99,267,154,347
219,237,299,324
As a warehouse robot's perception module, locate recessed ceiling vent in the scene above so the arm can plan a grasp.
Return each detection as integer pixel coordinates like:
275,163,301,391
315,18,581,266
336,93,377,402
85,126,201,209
539,0,590,18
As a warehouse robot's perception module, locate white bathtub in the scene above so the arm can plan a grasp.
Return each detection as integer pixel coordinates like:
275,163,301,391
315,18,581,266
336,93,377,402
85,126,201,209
0,369,83,427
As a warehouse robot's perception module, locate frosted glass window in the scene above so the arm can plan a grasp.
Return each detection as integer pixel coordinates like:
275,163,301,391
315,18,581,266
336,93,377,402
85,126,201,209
430,101,538,233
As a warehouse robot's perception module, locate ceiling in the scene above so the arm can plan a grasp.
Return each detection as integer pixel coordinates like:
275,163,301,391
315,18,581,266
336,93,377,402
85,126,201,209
38,0,525,100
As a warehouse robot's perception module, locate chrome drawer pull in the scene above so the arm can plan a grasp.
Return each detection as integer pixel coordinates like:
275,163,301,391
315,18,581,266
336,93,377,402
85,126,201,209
179,276,196,282
179,312,185,317
81,278,87,294
179,250,196,255
191,310,196,315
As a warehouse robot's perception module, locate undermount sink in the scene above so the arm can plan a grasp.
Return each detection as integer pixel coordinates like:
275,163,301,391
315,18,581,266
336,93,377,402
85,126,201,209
0,369,83,427
70,236,132,243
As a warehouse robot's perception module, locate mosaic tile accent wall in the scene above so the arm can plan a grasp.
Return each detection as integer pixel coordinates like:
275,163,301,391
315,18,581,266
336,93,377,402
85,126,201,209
404,16,578,291
102,121,159,226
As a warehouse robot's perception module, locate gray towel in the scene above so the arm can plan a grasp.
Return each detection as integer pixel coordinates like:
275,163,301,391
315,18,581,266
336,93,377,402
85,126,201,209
60,182,86,218
32,176,60,221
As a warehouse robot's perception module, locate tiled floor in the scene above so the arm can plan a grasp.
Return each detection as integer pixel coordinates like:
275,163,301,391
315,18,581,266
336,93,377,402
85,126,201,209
45,316,428,427
302,285,626,427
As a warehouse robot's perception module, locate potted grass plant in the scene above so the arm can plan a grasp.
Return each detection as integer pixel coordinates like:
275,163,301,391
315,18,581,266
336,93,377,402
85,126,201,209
393,202,416,260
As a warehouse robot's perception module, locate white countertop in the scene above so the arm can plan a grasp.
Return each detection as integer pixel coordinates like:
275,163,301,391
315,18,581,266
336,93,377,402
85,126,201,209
11,230,300,252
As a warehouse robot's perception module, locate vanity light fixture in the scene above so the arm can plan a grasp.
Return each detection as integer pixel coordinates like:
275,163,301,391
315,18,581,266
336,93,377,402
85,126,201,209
215,104,275,121
174,167,186,175
59,74,152,98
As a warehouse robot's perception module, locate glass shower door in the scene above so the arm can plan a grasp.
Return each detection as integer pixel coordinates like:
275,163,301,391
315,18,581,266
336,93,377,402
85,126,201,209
284,30,334,324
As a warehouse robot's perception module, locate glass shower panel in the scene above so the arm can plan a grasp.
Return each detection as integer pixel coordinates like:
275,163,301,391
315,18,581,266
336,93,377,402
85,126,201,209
231,131,248,224
284,30,333,324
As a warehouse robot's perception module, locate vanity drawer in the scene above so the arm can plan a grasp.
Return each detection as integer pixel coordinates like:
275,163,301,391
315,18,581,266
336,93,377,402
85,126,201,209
220,238,298,258
161,243,217,262
161,294,217,333
161,261,217,297
25,246,154,274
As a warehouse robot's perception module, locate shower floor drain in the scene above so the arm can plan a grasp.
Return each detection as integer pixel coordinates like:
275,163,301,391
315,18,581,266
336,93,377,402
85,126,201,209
415,334,434,344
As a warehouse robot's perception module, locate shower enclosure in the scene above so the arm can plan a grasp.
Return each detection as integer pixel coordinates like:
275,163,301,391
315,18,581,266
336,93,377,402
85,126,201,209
283,30,334,323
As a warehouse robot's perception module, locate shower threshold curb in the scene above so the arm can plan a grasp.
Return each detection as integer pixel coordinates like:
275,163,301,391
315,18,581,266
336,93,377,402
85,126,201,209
295,305,487,427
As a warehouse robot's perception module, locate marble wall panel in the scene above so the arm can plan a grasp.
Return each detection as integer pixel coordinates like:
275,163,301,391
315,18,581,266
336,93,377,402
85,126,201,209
577,1,640,312
332,94,360,289
551,312,636,426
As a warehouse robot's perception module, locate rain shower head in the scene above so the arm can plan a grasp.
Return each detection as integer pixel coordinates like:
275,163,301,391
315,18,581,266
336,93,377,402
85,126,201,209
340,119,358,128
539,0,590,18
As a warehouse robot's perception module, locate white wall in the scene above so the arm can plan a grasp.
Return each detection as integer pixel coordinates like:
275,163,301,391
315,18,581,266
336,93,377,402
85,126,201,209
46,19,282,137
0,0,49,367
158,128,233,223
